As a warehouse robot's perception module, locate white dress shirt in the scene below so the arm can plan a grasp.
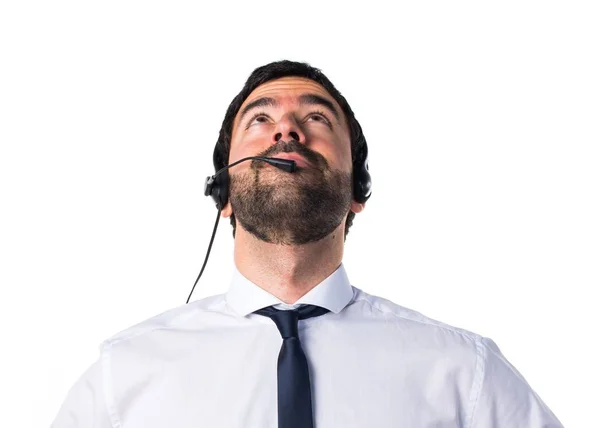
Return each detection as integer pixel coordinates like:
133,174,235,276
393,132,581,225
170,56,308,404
51,263,563,427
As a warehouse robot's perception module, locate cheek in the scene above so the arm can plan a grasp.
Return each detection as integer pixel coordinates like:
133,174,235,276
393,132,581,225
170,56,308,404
327,139,353,171
229,130,270,161
244,125,272,140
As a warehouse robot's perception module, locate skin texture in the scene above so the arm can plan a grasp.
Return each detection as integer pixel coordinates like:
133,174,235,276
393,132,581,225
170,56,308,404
221,77,365,304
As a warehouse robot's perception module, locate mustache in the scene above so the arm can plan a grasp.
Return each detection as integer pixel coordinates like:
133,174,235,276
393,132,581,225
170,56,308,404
254,140,327,169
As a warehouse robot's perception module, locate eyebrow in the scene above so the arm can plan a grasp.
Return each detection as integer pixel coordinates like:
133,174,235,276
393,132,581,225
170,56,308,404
238,93,341,125
299,94,341,122
238,97,278,125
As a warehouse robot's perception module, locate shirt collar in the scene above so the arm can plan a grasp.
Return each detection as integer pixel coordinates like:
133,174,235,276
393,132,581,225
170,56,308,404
225,262,355,317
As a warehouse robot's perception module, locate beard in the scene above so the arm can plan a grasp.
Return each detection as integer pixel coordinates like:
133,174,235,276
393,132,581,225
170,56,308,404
228,140,353,245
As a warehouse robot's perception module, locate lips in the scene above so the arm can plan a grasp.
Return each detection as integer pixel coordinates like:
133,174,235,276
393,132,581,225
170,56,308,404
271,153,313,168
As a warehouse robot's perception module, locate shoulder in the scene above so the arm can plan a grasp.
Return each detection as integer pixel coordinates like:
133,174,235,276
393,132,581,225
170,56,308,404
99,293,227,348
348,286,492,393
349,286,484,345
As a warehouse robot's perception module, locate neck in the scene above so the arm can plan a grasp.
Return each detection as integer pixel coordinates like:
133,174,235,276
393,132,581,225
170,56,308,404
233,223,345,304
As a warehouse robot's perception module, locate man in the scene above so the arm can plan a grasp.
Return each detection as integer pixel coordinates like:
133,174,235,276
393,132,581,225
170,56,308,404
52,60,563,427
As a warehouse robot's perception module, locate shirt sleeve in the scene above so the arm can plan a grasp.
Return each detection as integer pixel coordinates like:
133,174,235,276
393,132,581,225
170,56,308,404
50,353,114,428
469,336,564,428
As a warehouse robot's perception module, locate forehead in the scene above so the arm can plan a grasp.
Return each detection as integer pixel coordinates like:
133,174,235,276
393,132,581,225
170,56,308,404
244,76,332,100
233,76,344,127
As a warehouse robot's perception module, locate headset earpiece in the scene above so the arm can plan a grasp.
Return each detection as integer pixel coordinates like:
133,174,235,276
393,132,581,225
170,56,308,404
204,145,230,210
352,142,372,204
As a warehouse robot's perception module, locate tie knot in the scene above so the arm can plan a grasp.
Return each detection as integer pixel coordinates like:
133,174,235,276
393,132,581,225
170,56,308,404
253,304,330,339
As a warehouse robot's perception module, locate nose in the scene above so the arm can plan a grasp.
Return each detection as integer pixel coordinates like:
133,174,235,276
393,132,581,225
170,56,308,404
272,114,306,144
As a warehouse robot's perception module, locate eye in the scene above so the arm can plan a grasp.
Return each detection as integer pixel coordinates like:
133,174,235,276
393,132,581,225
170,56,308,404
246,111,272,128
306,110,331,126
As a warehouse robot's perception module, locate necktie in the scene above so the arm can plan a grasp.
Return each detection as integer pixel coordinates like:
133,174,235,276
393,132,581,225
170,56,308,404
254,304,331,428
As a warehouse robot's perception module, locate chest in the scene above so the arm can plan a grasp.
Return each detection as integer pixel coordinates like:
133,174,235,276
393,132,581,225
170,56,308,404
111,331,472,428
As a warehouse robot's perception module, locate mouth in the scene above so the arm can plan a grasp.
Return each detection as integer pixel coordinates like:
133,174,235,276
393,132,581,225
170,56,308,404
270,152,313,168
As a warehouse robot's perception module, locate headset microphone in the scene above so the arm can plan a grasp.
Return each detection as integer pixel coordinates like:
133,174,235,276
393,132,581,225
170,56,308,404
185,156,297,304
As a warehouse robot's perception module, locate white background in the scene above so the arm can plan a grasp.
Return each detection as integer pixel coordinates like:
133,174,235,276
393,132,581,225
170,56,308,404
1,1,598,427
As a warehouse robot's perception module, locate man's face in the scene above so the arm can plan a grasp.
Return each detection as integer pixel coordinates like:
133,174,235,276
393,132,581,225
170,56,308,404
222,76,364,245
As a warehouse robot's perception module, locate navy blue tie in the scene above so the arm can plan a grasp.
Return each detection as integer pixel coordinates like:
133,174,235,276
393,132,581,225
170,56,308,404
254,304,330,428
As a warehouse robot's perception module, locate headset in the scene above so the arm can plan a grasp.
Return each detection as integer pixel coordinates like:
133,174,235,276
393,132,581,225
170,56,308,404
185,139,372,304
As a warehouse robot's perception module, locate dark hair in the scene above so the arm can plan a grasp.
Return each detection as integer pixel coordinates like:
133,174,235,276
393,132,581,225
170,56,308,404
215,60,367,241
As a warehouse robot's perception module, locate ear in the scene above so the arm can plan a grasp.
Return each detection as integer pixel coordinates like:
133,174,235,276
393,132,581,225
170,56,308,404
350,199,365,214
221,201,233,218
